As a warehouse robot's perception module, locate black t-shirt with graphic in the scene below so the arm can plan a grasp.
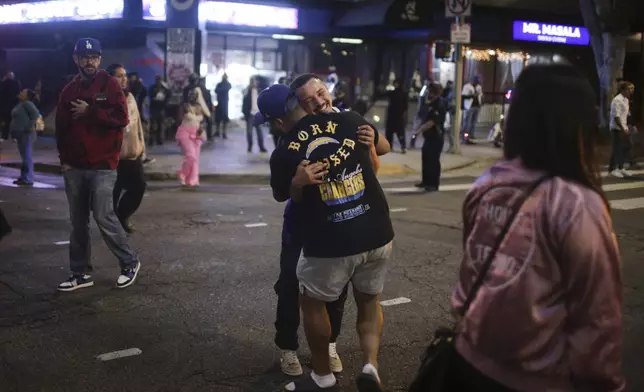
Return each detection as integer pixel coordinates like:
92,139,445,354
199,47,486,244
270,111,394,258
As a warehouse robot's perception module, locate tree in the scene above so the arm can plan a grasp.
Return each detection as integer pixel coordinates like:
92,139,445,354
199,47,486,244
579,0,630,130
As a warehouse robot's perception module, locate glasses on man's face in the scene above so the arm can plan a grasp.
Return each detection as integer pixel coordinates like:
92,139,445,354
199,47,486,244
79,55,101,63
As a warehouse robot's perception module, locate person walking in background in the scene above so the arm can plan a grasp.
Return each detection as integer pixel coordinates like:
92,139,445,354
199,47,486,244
9,89,40,186
127,72,147,119
107,64,147,234
148,75,171,146
609,81,635,178
0,70,22,142
413,82,446,192
461,75,482,143
200,77,214,142
214,73,231,139
410,79,430,150
242,76,267,153
442,80,456,152
55,38,140,292
269,76,288,148
385,79,408,153
176,88,208,188
332,82,350,111
450,64,624,391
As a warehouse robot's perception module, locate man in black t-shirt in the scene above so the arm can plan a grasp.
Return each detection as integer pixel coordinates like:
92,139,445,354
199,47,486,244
260,84,394,392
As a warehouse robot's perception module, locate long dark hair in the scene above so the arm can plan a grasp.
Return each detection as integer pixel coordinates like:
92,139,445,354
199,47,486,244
503,64,606,205
105,63,124,76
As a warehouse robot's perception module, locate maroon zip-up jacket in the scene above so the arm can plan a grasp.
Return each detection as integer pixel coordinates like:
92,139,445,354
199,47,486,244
55,70,128,170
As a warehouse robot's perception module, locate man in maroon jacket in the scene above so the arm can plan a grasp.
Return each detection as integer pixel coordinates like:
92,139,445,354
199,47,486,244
55,38,141,292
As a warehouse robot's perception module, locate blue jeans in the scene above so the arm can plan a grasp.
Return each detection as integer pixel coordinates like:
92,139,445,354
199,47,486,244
461,106,481,141
15,132,34,184
246,116,266,151
63,169,138,275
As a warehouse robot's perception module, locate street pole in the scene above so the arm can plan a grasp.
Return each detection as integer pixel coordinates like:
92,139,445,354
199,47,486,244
452,16,464,154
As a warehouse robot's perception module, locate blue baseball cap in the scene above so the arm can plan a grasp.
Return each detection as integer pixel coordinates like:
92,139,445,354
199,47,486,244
74,38,102,56
255,84,294,124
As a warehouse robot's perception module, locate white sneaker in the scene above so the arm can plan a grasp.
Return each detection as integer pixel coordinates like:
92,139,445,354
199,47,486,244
611,169,625,178
329,342,343,373
621,169,633,177
280,350,303,376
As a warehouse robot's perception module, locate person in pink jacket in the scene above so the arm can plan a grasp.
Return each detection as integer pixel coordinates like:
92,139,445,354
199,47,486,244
176,88,210,188
451,64,625,391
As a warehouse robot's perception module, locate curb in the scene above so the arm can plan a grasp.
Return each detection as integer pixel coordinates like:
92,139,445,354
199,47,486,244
1,157,485,185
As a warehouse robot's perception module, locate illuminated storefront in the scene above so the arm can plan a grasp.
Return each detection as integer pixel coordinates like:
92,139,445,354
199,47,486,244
143,0,304,119
431,19,593,135
0,0,124,25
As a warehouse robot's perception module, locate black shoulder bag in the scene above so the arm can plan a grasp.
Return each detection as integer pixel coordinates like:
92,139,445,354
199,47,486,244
408,176,550,392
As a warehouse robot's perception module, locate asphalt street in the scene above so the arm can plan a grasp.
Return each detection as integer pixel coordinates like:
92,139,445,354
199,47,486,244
0,165,643,392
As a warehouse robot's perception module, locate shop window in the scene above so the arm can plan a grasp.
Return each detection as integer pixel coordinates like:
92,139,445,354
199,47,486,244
226,36,254,50
256,38,279,50
255,51,277,70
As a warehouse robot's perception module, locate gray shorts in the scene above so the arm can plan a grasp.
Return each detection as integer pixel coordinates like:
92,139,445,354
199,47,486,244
296,242,393,302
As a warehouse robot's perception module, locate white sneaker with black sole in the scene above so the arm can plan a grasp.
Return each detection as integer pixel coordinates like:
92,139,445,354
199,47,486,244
57,274,94,292
116,262,141,289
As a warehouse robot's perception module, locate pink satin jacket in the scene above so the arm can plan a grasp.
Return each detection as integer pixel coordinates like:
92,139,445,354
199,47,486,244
452,159,625,392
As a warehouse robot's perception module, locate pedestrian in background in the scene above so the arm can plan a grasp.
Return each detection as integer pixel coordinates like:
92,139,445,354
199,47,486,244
385,78,408,153
461,75,482,143
128,72,147,120
176,88,207,188
214,73,231,139
413,82,446,191
10,88,40,186
107,64,147,234
450,64,624,391
0,70,21,142
609,81,635,178
55,38,141,292
242,76,267,153
148,75,171,146
200,77,214,142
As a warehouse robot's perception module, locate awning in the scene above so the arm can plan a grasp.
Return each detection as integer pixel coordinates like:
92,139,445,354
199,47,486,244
334,0,433,29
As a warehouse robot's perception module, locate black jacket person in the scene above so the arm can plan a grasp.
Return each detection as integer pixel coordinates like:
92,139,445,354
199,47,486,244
413,82,446,191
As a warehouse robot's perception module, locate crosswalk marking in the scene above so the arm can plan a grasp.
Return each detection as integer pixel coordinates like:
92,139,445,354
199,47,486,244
384,179,644,195
601,169,644,177
610,197,644,210
0,177,56,189
384,178,644,211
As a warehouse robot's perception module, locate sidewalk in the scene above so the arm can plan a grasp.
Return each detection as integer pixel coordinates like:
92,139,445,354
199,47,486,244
0,128,500,183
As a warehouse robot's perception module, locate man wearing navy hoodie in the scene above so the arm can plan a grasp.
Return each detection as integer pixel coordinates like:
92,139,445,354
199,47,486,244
55,38,141,292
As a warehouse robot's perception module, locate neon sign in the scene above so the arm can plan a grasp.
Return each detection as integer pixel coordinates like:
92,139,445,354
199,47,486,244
0,0,124,25
512,21,590,46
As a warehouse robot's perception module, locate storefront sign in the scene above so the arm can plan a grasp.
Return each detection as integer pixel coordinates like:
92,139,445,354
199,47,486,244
199,1,298,29
512,21,590,46
0,0,123,25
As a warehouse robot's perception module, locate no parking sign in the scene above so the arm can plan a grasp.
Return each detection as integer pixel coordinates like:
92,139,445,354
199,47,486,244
445,0,472,17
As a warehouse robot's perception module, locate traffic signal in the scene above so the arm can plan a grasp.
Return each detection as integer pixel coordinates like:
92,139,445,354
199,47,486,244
434,42,451,59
